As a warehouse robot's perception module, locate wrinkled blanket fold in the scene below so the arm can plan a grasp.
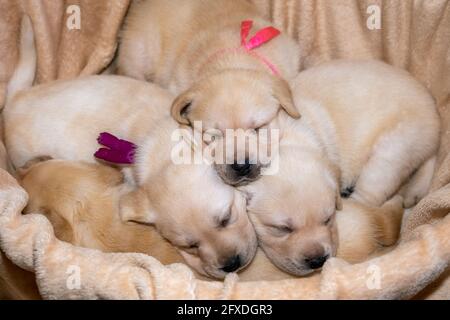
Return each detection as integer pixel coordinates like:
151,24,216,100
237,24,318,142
0,0,449,299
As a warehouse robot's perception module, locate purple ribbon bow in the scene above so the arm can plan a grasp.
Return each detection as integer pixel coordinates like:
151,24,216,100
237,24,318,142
94,132,137,164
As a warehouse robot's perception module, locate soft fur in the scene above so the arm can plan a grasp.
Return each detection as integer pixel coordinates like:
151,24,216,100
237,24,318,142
1,0,449,301
4,75,257,279
242,59,440,276
19,159,404,282
292,60,440,207
117,0,301,185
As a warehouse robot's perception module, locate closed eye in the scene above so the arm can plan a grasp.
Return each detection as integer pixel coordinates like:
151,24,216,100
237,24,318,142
179,241,200,254
219,215,231,228
188,242,199,249
267,224,294,237
216,208,234,229
324,213,335,226
203,128,223,141
179,241,199,249
255,123,269,132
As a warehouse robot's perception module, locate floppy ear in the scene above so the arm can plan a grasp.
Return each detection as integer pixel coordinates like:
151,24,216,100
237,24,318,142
119,187,156,225
171,89,196,125
272,77,301,119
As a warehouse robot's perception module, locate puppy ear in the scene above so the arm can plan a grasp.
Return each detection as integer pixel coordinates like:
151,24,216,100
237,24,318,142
272,77,301,119
119,187,156,225
171,90,196,125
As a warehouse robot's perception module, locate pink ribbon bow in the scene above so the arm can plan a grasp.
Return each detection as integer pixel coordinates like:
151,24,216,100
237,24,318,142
202,20,282,76
240,20,281,50
94,132,137,164
239,20,281,76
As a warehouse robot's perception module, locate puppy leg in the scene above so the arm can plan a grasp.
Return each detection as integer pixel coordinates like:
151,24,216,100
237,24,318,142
400,156,436,208
372,195,404,247
336,201,379,263
336,196,403,263
352,125,433,206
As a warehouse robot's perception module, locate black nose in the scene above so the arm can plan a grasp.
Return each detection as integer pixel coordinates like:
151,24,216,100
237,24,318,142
221,255,242,273
231,159,252,176
305,255,329,270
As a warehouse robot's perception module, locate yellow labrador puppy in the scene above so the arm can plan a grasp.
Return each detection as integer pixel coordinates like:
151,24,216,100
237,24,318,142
292,60,440,207
19,159,404,281
4,75,257,279
117,0,301,185
242,60,440,276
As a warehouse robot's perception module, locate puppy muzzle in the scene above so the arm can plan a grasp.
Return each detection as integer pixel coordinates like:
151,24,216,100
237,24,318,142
214,162,261,186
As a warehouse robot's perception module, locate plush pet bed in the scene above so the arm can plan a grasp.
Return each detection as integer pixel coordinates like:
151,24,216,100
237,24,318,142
0,0,449,299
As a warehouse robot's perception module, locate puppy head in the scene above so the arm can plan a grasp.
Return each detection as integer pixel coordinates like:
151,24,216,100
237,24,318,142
120,162,258,279
241,150,342,276
171,69,300,186
19,158,124,244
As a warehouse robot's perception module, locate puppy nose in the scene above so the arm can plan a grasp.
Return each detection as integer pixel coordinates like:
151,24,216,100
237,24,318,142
221,255,242,273
231,159,252,176
305,255,329,270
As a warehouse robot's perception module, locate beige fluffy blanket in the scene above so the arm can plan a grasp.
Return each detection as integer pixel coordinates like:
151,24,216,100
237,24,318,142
0,0,449,299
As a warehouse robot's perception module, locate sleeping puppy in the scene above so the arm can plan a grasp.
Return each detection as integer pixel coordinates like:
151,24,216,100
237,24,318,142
5,76,173,168
18,158,183,266
242,157,404,276
19,159,404,281
291,60,440,207
4,76,257,279
117,0,301,186
241,60,440,276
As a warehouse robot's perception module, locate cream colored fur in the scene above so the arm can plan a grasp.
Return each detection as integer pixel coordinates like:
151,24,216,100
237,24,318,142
4,76,257,279
117,0,301,185
19,159,404,282
291,60,440,207
118,0,299,93
242,59,440,275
